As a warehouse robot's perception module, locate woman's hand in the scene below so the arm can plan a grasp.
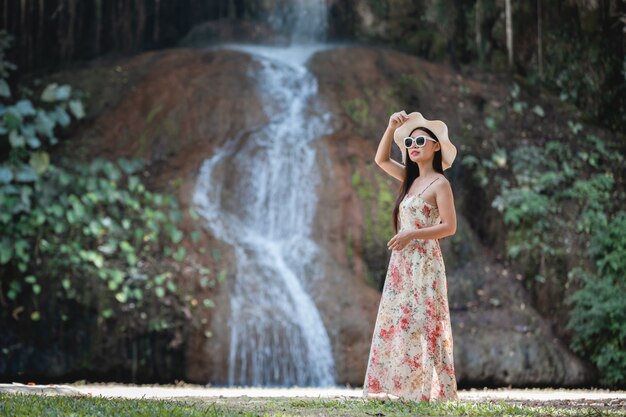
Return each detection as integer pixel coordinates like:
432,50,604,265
387,230,415,251
388,110,409,130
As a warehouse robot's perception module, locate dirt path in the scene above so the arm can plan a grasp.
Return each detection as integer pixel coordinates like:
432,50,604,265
2,383,625,410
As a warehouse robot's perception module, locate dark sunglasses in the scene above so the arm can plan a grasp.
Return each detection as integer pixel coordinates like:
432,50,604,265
403,135,438,148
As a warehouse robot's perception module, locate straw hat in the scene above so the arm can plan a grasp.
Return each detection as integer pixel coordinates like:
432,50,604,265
393,112,457,170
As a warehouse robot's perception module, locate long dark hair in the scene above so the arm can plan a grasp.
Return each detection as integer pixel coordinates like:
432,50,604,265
392,126,445,234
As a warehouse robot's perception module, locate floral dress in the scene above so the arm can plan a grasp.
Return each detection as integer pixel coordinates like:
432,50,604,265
362,179,458,402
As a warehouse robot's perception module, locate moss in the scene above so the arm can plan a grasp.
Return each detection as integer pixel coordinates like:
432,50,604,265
352,166,375,247
345,225,353,266
351,163,400,290
375,173,395,240
342,96,370,134
342,86,399,136
364,267,377,288
353,163,396,249
137,108,182,158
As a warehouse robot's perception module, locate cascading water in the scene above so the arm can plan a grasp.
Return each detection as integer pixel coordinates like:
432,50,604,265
192,0,337,386
266,0,328,44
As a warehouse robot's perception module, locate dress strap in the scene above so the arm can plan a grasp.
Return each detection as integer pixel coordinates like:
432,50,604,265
418,177,440,196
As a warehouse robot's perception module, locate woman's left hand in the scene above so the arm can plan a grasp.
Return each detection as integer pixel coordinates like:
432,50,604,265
387,230,415,251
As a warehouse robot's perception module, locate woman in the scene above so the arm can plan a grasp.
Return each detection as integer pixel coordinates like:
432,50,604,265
362,110,459,403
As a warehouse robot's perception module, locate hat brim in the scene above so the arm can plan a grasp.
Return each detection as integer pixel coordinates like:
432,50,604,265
393,112,457,170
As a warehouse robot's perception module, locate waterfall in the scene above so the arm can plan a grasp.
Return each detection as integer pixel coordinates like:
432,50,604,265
192,1,336,387
266,0,328,44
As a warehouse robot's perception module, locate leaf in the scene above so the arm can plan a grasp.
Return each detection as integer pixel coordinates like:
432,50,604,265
0,79,11,97
26,136,41,149
29,151,49,175
532,105,545,117
0,165,13,184
41,83,59,102
4,109,22,130
188,207,199,220
115,292,128,303
155,286,165,298
510,81,520,99
512,101,526,113
15,100,36,116
120,241,134,253
8,130,25,147
0,240,12,264
34,110,54,137
53,222,66,234
491,148,507,168
173,246,186,262
97,240,117,255
126,253,137,266
128,175,140,191
170,228,183,244
169,209,183,223
55,85,72,100
14,164,38,182
218,269,228,283
68,99,85,119
92,253,104,268
110,270,125,284
103,162,121,181
52,106,71,127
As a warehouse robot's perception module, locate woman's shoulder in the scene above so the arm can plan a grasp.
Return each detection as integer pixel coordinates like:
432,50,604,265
434,173,450,185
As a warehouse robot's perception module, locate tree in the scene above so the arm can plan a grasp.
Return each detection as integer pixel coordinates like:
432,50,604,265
505,0,513,69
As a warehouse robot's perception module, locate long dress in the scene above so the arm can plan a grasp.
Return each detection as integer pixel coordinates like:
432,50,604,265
362,185,458,403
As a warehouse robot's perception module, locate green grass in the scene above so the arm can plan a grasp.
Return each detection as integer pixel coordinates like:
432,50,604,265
0,393,621,417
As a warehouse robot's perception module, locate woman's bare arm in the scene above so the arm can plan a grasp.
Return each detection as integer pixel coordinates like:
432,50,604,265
374,111,408,182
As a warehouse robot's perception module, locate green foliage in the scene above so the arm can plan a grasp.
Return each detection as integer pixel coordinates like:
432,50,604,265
538,28,624,129
564,211,626,387
466,123,625,386
0,32,16,98
1,158,193,327
0,30,216,375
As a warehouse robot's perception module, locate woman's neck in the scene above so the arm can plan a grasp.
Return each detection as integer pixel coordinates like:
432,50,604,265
417,161,437,177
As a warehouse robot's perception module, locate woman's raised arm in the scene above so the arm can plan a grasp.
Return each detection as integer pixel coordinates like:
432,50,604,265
374,111,409,182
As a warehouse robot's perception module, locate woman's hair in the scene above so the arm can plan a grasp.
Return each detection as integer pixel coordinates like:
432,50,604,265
391,126,445,235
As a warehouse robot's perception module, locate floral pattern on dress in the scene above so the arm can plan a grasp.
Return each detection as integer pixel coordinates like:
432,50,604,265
362,193,458,403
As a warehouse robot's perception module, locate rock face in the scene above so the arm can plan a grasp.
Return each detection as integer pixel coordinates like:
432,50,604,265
56,44,595,387
308,47,594,387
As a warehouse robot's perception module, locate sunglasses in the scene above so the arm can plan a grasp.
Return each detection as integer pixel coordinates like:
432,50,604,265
403,135,438,148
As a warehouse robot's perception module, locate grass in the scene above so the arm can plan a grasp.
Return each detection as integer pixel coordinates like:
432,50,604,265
0,393,621,417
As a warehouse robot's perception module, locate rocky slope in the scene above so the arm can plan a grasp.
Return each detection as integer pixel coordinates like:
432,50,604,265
49,44,598,387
